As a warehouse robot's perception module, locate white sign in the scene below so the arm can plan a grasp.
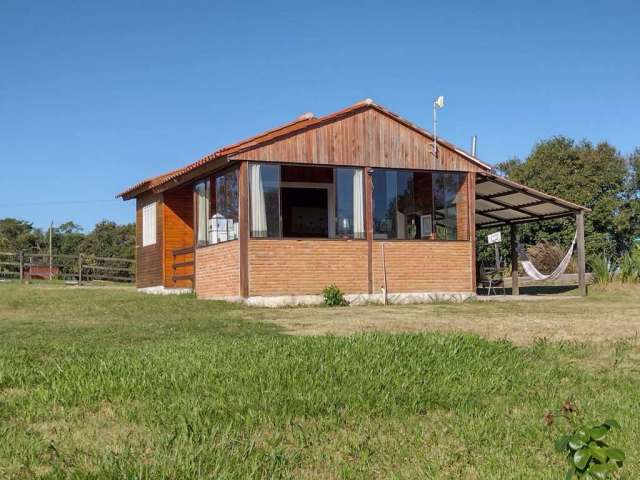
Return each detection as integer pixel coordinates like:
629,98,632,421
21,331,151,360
487,231,502,244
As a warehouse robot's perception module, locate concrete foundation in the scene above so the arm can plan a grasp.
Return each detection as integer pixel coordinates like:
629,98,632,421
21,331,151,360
138,286,193,295
241,291,475,308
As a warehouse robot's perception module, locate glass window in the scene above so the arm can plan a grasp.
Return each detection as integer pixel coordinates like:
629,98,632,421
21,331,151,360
210,169,239,243
397,171,433,239
373,169,465,241
250,163,365,240
250,163,281,237
373,170,397,239
335,168,365,239
434,172,467,240
194,168,240,246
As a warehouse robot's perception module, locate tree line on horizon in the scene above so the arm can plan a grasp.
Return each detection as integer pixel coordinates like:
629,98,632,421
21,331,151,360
0,219,135,260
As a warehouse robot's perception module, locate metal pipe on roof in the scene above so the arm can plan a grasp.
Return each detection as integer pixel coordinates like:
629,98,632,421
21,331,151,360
471,135,477,157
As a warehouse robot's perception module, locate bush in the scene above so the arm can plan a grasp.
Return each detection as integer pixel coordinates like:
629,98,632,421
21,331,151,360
527,241,577,274
619,246,640,283
590,256,614,285
322,284,347,307
545,400,625,479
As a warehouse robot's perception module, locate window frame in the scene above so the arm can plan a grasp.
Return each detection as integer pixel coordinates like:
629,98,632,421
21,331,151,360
249,162,367,241
194,165,240,248
141,201,157,247
372,167,469,242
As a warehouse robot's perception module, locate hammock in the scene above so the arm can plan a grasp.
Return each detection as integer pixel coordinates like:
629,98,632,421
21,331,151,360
519,232,577,281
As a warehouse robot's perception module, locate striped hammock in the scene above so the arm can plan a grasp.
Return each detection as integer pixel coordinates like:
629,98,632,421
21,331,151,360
519,233,577,281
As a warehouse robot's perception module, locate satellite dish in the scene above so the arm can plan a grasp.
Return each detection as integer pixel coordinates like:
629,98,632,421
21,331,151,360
434,95,445,109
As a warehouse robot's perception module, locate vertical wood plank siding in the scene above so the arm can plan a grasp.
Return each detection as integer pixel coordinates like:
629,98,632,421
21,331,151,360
195,241,240,298
135,192,163,288
230,109,484,173
162,184,194,287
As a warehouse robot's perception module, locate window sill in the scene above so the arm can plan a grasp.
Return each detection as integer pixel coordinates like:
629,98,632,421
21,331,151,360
249,237,367,241
196,238,239,249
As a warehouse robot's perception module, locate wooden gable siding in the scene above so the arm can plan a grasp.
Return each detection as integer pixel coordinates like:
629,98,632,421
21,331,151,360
229,108,483,173
162,184,194,288
135,192,163,288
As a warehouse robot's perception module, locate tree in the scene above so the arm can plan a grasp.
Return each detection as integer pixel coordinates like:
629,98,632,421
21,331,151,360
78,220,135,259
0,218,44,252
53,221,84,255
496,137,639,260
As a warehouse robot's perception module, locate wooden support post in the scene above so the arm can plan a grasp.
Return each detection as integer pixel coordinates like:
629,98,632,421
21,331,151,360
468,173,477,292
576,211,587,297
239,162,249,299
78,254,83,286
19,251,23,282
510,224,519,295
365,168,373,294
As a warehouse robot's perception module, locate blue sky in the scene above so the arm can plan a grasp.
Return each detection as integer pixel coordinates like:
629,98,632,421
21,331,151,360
1,0,638,230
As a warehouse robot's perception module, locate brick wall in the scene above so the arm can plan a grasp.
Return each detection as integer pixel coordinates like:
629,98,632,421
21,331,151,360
371,241,473,293
136,192,163,288
248,239,369,296
195,240,240,298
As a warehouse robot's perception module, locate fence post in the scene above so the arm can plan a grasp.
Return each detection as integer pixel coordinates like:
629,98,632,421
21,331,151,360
78,254,83,286
19,251,23,282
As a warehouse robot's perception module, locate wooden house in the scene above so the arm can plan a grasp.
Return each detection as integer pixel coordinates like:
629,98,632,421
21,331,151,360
118,99,589,304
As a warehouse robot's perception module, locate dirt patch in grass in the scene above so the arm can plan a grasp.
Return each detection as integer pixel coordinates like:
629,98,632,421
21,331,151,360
258,286,640,345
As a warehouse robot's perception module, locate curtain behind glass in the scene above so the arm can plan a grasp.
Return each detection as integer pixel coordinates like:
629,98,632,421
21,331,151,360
352,169,364,239
372,170,397,239
250,163,280,237
195,179,209,245
433,172,465,240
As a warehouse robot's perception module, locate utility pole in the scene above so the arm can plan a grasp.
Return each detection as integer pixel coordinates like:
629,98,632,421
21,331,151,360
49,220,53,281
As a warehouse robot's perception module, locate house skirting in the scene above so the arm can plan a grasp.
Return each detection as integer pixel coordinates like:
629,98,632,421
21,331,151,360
138,285,193,295
200,291,475,308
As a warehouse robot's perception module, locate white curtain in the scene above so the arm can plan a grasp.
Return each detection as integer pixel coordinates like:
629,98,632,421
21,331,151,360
196,180,209,245
353,169,365,239
250,164,267,237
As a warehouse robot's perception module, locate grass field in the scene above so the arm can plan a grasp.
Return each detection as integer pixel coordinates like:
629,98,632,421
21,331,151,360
1,283,638,479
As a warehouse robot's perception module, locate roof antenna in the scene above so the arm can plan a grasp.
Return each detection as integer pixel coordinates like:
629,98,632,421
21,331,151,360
432,95,445,158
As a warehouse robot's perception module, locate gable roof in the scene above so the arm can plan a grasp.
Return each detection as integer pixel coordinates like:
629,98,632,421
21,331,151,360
117,99,491,200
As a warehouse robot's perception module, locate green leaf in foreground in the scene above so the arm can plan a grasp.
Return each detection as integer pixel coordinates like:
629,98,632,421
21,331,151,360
605,448,625,461
588,463,616,479
573,448,590,470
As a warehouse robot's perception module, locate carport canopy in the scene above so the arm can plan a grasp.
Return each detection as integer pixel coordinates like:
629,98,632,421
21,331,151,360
475,172,590,229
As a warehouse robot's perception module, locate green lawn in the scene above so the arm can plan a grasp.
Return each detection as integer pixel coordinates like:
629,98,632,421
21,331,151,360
0,283,638,479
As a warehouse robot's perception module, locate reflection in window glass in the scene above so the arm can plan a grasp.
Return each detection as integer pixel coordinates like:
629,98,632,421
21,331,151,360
210,169,239,243
372,170,397,239
397,171,433,239
433,172,465,240
250,163,281,237
373,169,465,240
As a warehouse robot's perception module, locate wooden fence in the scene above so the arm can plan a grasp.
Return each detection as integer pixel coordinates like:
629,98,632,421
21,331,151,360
0,251,135,284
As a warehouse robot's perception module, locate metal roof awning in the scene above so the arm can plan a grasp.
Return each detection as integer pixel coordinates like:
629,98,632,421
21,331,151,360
475,172,590,229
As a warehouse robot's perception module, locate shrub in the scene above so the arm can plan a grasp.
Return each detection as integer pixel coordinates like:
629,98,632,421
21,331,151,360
545,400,625,479
590,256,614,285
619,246,640,283
528,241,577,274
322,284,347,307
